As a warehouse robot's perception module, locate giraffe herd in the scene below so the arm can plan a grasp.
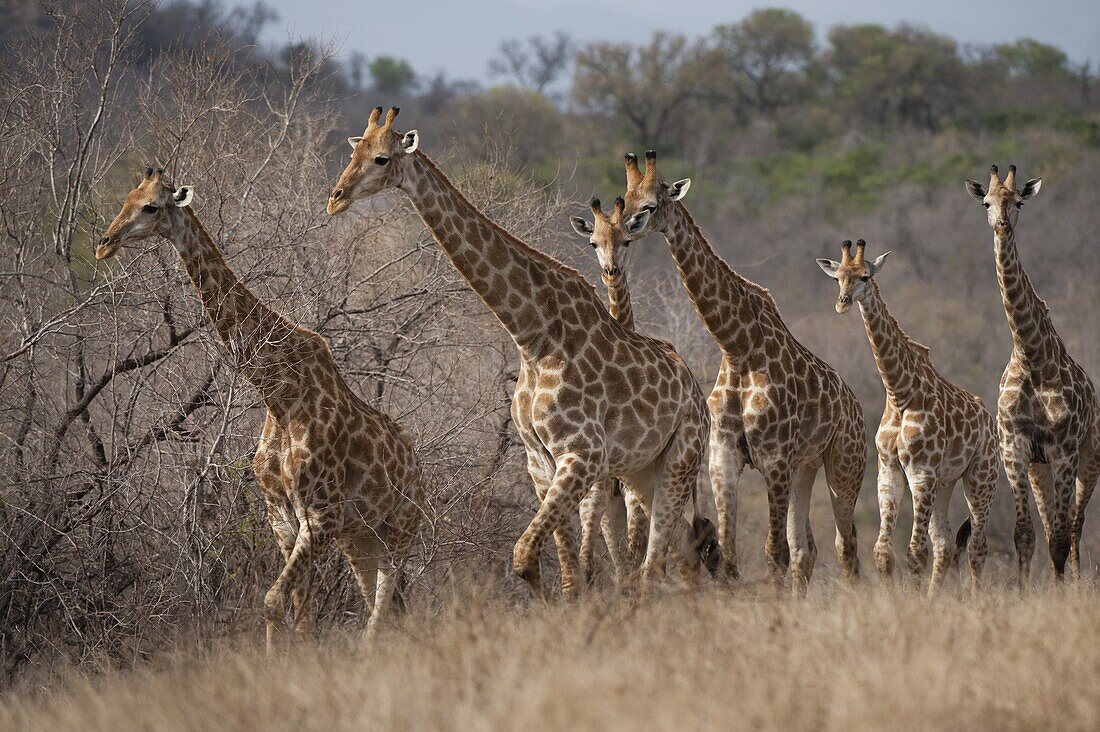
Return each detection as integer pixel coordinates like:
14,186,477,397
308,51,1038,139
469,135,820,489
95,107,1098,652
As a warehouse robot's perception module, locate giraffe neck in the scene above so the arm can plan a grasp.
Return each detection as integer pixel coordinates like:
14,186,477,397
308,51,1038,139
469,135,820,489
857,280,927,407
994,226,1061,367
165,207,305,407
660,201,766,356
603,272,635,330
400,152,594,356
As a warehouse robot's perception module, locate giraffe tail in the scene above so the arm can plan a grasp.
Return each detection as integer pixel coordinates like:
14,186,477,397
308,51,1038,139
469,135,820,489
953,517,973,568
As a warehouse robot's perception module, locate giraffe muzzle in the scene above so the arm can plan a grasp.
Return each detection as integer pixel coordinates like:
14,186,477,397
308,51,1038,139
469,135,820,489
327,188,350,215
95,234,121,260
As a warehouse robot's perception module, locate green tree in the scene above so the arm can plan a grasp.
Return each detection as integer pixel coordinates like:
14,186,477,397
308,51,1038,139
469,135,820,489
994,38,1070,76
826,24,967,130
369,55,417,95
714,8,816,117
573,32,717,147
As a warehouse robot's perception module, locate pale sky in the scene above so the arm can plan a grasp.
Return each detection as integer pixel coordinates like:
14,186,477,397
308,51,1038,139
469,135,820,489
257,0,1100,82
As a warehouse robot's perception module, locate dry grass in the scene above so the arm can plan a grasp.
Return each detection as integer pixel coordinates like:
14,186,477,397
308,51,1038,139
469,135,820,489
3,580,1099,731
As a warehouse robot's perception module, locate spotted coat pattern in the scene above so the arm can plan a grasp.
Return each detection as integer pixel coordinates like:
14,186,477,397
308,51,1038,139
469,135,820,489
965,165,1100,585
328,108,710,596
818,241,998,595
622,151,865,593
98,170,421,653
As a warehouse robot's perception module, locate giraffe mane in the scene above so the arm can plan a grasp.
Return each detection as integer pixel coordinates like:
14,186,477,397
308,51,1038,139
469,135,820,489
414,152,604,305
676,202,784,323
870,280,933,361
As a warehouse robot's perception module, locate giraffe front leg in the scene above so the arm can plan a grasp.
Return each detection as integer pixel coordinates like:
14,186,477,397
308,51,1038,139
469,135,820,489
1046,454,1079,580
761,466,794,591
263,503,337,657
904,469,936,591
1027,461,1068,580
708,427,744,585
553,512,583,600
1000,431,1035,591
366,508,417,641
872,457,905,579
513,453,599,600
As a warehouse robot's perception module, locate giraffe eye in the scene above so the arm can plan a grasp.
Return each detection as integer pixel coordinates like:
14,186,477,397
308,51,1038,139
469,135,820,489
859,275,870,282
374,155,390,165
142,204,159,214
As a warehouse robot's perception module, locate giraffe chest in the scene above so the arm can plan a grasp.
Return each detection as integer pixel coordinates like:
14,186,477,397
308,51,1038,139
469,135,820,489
999,359,1088,441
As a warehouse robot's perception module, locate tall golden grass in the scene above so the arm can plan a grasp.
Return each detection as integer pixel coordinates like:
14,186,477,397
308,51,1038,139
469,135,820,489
3,578,1099,731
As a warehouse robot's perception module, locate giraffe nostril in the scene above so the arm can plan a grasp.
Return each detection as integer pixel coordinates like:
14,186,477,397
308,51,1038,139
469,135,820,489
331,188,344,201
100,236,110,246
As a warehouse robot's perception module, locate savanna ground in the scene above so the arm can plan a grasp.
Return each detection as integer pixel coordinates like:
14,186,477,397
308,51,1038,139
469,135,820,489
4,582,1100,731
4,3,1100,728
4,486,1100,732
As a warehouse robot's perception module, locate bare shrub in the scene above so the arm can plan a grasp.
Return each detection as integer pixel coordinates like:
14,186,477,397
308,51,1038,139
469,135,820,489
0,1,567,682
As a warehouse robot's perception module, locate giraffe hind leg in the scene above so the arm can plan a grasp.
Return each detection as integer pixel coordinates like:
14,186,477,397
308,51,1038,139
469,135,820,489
961,451,997,594
1070,445,1099,580
824,426,865,582
785,464,817,596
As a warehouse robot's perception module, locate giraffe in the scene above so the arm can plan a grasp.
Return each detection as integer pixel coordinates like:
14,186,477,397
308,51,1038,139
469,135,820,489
569,196,650,582
816,240,998,594
96,168,421,652
619,150,865,594
965,164,1099,584
328,107,710,596
569,196,720,582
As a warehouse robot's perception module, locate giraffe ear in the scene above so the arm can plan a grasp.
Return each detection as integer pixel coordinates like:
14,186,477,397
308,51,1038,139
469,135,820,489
869,251,892,275
964,179,986,202
569,216,594,237
402,130,419,154
816,258,841,279
347,136,363,149
172,186,194,208
1019,177,1042,200
667,178,691,201
625,209,650,235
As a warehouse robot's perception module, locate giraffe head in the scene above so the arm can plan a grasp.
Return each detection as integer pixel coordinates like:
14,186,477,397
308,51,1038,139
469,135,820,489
327,106,419,215
96,167,194,260
620,150,691,235
964,164,1042,236
816,239,891,314
569,196,649,284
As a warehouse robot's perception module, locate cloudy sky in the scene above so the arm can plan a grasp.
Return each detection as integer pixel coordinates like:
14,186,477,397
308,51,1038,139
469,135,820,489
257,0,1099,81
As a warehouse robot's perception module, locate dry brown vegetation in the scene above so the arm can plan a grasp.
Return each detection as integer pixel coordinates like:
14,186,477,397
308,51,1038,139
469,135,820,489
4,582,1100,731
